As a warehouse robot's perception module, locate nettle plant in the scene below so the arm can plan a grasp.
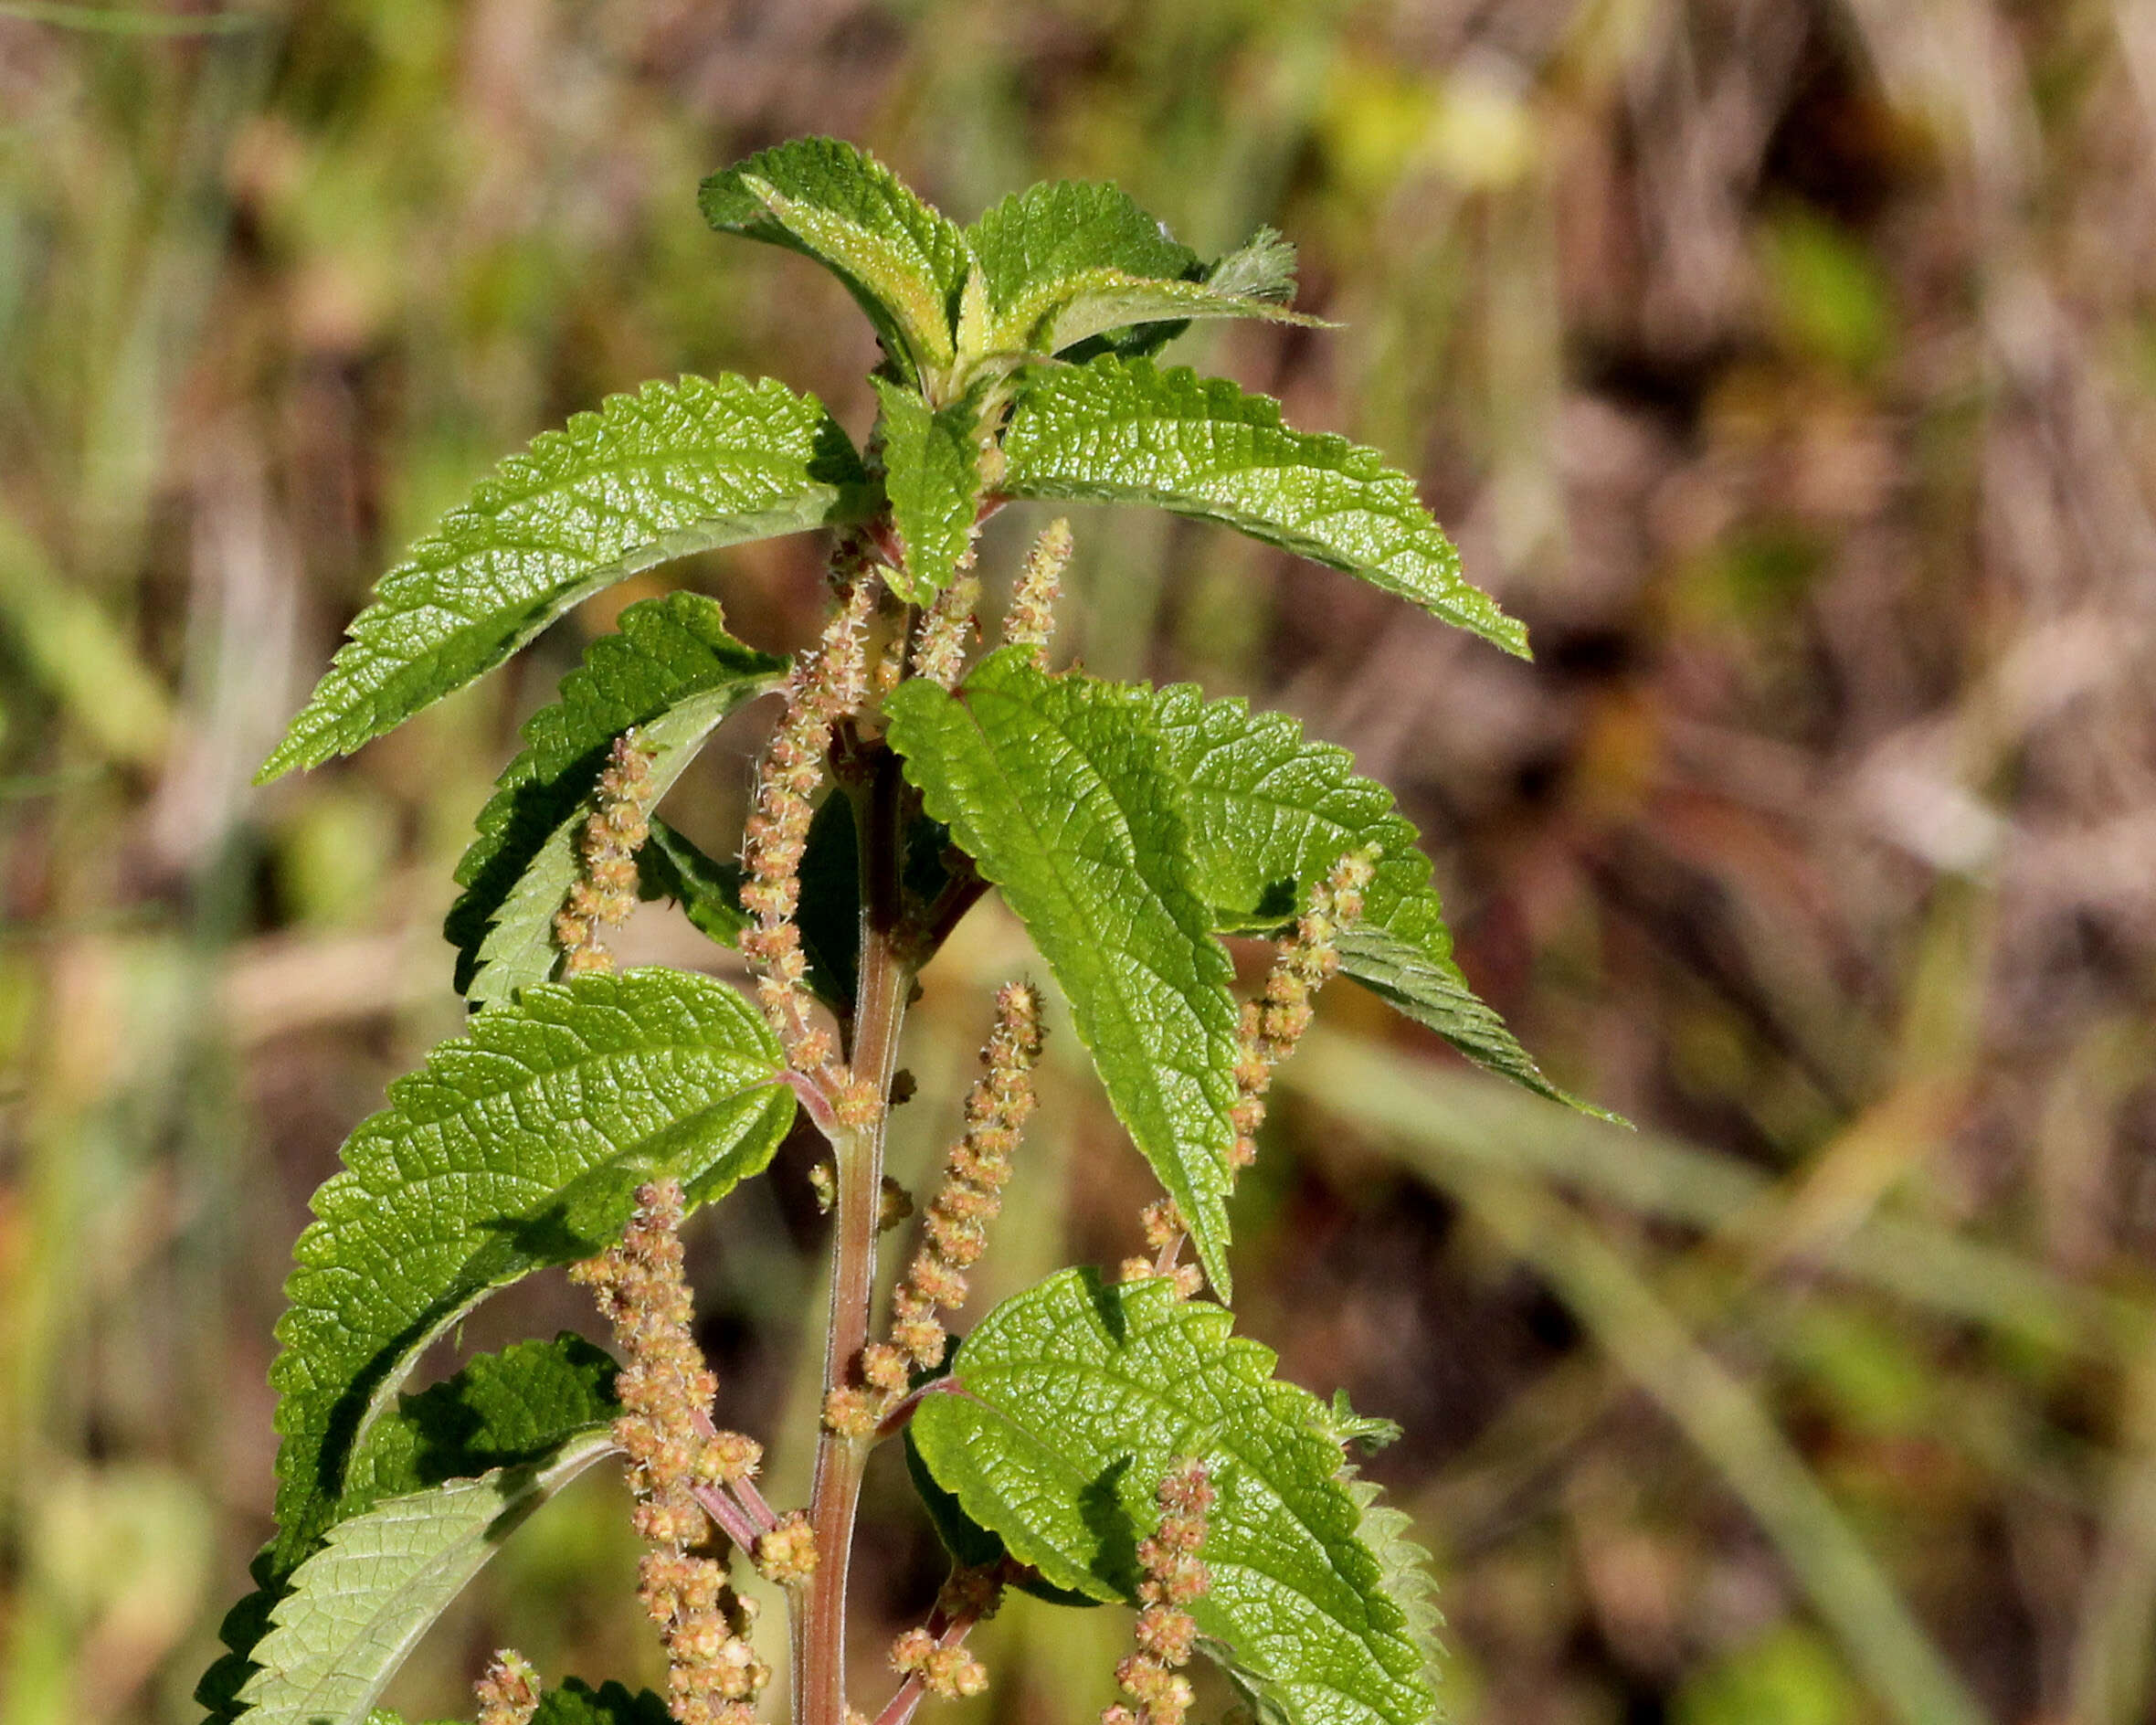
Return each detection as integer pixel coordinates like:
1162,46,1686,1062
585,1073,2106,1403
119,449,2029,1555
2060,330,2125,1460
204,138,1593,1725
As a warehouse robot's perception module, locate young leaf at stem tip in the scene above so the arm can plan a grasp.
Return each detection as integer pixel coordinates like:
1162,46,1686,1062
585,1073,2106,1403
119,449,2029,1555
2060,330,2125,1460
699,137,970,390
872,378,985,604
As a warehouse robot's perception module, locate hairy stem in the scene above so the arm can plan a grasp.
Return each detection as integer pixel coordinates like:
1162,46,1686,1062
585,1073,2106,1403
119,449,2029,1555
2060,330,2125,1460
795,745,914,1725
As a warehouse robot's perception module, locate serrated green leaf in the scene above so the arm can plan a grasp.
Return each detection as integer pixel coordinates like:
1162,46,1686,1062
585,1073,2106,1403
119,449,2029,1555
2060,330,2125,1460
260,376,863,780
267,969,789,1573
238,1430,617,1725
794,792,861,1013
343,1334,620,1508
967,181,1198,313
198,1337,620,1724
884,652,1242,1293
1000,357,1525,654
447,593,787,1007
531,1679,673,1725
911,1269,1436,1725
1136,683,1587,1110
1341,1470,1443,1701
964,184,1316,357
873,379,982,603
700,138,967,386
636,817,751,948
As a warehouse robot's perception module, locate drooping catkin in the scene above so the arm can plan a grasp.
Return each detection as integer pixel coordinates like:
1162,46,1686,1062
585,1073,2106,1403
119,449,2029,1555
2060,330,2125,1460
571,1181,775,1725
824,983,1044,1437
1124,847,1378,1294
1102,1461,1214,1725
1226,846,1377,1175
475,1650,540,1725
739,568,876,1087
555,731,661,977
1002,518,1072,657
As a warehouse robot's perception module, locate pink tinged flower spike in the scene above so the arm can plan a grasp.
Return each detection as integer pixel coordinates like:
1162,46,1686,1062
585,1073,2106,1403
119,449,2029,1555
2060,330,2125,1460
555,731,661,977
475,1650,541,1725
1103,1461,1214,1725
824,983,1046,1438
739,562,878,1093
571,1180,778,1725
1002,517,1072,659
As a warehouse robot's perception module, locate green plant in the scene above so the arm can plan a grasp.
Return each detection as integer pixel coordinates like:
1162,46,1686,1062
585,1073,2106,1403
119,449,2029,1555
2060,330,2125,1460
202,136,1596,1725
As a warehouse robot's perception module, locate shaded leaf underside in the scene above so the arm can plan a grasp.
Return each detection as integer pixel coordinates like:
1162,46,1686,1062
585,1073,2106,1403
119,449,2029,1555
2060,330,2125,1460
449,592,786,1006
200,1334,622,1724
238,1431,617,1725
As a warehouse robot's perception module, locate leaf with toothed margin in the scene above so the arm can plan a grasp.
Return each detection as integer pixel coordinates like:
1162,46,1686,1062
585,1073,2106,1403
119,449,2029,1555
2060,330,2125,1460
259,376,864,780
872,379,983,604
448,592,787,1006
962,182,1320,359
1135,682,1606,1116
234,1431,617,1725
909,1269,1438,1725
263,969,789,1578
883,651,1242,1295
634,817,751,947
700,138,968,388
999,356,1525,654
197,1334,622,1725
530,1681,674,1725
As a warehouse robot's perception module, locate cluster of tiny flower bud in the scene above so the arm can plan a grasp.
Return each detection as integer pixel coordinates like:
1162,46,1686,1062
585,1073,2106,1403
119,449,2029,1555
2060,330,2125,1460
570,1182,775,1725
555,731,660,977
880,1563,1005,1713
889,1627,989,1701
823,983,1045,1439
751,1509,820,1586
1119,1199,1203,1299
474,1649,540,1725
909,572,980,689
1126,848,1378,1294
739,572,877,1100
1103,1462,1214,1725
1002,518,1072,657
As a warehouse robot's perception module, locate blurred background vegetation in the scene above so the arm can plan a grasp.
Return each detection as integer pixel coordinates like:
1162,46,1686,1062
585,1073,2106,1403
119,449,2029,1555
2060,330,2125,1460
5,2,2156,1722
